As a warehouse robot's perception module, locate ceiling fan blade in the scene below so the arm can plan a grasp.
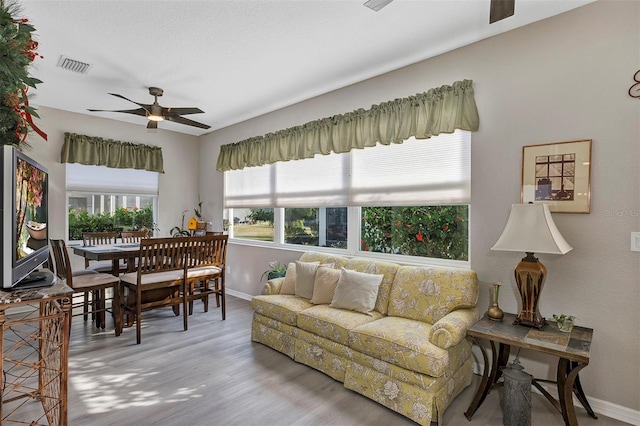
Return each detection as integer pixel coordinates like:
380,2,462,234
363,0,393,12
108,93,151,109
490,0,515,23
87,107,148,117
147,120,158,129
164,107,205,116
164,115,211,130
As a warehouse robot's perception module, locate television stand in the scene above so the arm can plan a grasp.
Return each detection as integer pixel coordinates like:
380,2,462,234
0,279,72,425
13,268,56,290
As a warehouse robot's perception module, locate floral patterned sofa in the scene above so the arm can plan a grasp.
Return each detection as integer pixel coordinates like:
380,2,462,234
251,251,479,425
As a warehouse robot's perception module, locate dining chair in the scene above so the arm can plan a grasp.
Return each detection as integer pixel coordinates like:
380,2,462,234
82,231,123,272
185,234,229,319
50,239,121,330
119,237,190,344
120,230,150,243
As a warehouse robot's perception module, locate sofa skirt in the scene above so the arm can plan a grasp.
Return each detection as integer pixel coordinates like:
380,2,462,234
251,312,296,359
295,329,355,382
344,355,473,426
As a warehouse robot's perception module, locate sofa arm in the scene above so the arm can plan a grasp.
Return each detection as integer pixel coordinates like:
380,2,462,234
428,307,480,349
262,277,285,295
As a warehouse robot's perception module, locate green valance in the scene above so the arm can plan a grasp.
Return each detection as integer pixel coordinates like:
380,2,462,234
216,79,479,171
61,133,164,173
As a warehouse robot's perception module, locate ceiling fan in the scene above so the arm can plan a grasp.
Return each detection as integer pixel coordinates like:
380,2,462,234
88,87,211,130
363,0,515,23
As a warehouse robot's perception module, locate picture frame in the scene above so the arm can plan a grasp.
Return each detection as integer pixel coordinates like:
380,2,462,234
521,139,592,213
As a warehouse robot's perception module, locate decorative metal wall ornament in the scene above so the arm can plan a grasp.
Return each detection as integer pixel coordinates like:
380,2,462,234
629,70,640,98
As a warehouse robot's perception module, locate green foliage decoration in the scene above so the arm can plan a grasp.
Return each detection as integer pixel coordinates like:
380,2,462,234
0,0,45,146
247,208,274,224
68,205,157,240
361,206,469,261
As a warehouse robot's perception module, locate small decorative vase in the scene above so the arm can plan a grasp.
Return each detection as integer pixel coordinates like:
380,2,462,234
487,283,504,321
557,318,574,333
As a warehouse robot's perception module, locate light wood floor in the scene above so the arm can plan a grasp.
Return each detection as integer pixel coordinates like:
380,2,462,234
18,296,628,425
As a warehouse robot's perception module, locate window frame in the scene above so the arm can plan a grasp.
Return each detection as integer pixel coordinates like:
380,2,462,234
226,206,470,269
65,163,160,242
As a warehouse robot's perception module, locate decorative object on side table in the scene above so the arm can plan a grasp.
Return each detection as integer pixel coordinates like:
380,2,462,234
553,314,575,333
486,282,504,321
491,203,572,329
261,261,287,282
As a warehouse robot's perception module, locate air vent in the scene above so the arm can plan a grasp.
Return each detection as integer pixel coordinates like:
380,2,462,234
56,55,92,74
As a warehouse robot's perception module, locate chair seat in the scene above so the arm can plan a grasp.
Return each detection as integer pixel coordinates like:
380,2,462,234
186,265,221,279
120,270,184,286
71,272,120,291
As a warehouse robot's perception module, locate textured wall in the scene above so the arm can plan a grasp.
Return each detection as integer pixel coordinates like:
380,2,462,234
199,1,639,415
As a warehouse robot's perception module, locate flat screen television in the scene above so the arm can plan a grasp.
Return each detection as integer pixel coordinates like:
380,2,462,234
1,146,54,289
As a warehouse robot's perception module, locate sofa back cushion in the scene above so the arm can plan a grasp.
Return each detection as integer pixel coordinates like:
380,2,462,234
343,258,399,315
388,266,478,324
299,251,349,269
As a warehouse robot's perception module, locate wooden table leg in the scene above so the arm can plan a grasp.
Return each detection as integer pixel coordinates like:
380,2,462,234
465,340,511,420
114,282,123,336
570,361,597,419
557,358,590,426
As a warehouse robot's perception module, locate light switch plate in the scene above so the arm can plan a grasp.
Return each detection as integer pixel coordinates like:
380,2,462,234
631,232,640,252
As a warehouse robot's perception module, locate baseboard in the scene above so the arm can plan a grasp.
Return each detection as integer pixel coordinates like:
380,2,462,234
226,288,253,301
472,361,639,425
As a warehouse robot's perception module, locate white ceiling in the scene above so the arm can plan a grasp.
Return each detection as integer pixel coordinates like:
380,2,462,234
20,0,594,136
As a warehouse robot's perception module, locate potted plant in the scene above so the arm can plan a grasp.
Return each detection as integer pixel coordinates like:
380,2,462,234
194,200,207,230
553,314,575,333
261,261,288,282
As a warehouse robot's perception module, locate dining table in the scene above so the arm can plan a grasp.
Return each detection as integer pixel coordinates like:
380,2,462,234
72,242,141,276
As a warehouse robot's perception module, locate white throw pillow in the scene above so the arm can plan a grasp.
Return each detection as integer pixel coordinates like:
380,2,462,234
330,268,383,315
310,266,341,304
279,262,297,295
294,261,320,299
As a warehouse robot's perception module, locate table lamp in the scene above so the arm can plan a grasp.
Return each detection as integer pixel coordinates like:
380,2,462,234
491,203,572,329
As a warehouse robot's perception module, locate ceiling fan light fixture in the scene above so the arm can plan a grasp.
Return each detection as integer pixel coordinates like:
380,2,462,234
147,114,164,122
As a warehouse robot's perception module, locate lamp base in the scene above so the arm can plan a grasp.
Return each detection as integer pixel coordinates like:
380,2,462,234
513,252,548,330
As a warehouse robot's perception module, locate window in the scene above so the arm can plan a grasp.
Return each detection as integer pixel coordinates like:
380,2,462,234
283,207,348,248
231,208,274,242
66,164,159,240
224,131,470,264
361,206,468,261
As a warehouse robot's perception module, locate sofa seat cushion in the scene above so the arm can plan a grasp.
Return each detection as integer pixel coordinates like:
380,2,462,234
250,295,313,326
349,316,469,378
297,305,383,346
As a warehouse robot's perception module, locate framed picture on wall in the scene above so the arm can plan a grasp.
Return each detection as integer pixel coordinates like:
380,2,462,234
521,139,592,213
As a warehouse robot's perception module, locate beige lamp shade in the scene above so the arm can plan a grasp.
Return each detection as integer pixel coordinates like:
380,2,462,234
491,204,572,255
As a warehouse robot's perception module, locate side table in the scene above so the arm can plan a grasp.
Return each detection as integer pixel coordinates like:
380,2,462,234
465,313,597,426
0,278,73,426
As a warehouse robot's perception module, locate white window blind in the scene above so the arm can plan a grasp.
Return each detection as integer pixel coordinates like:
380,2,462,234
275,152,349,207
224,164,273,208
351,130,471,206
66,163,159,194
224,130,470,208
